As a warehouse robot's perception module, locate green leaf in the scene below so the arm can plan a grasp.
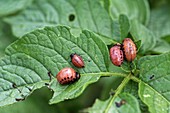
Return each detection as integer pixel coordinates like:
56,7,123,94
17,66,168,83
109,0,150,25
139,82,170,113
162,35,170,44
112,14,130,42
130,20,156,54
148,5,170,39
0,19,16,57
0,88,57,113
98,35,115,45
149,0,170,8
123,80,149,113
4,0,112,38
49,74,100,104
138,52,170,113
0,0,33,17
135,40,142,52
83,93,141,113
0,26,109,107
123,81,138,98
151,39,170,54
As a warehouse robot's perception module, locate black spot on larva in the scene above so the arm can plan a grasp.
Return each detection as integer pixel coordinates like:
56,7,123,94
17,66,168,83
67,77,69,79
69,14,75,21
64,77,66,80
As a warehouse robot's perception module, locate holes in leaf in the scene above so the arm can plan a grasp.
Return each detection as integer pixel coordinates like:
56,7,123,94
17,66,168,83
149,75,155,80
115,102,120,107
115,99,126,107
45,83,49,86
69,14,75,21
26,86,32,92
12,83,26,102
47,71,52,82
12,83,17,88
15,98,25,101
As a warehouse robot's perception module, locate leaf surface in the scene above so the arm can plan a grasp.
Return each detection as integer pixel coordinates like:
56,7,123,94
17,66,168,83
0,20,16,57
4,0,112,38
130,20,156,54
83,93,141,113
109,0,150,25
148,5,170,38
151,39,170,54
0,26,109,106
112,15,130,42
138,52,170,113
0,0,32,17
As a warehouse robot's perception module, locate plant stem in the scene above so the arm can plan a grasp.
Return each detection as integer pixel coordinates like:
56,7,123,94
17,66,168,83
100,72,127,77
82,72,140,83
104,74,131,113
130,75,140,83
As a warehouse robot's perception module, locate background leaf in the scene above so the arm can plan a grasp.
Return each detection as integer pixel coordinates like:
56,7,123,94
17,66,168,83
109,0,150,25
112,14,130,42
0,26,109,107
138,52,170,113
148,4,170,39
4,0,112,38
0,0,33,17
139,81,170,113
0,0,170,112
151,39,170,54
0,19,16,57
83,93,141,113
130,20,156,54
123,80,149,113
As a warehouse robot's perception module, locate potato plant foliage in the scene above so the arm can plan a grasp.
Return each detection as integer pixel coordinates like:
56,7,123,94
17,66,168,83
0,0,170,113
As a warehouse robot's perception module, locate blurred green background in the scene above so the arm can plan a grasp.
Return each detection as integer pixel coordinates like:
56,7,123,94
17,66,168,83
0,0,170,113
